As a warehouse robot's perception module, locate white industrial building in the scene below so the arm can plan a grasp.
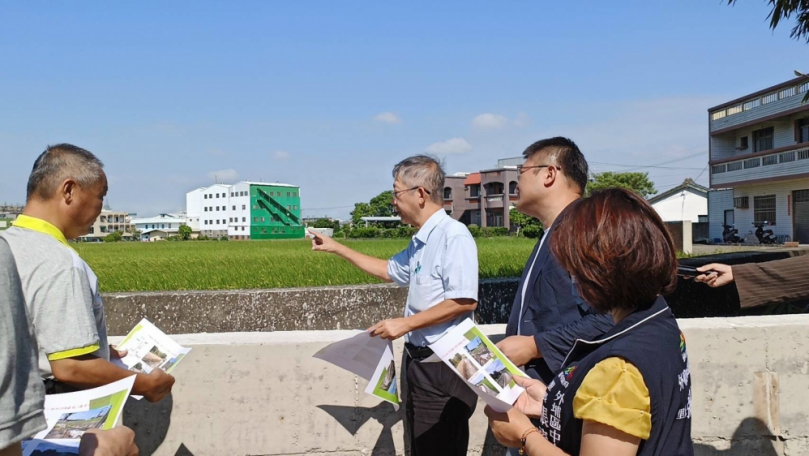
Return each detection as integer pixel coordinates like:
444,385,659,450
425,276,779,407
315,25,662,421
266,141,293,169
708,77,809,243
187,181,304,240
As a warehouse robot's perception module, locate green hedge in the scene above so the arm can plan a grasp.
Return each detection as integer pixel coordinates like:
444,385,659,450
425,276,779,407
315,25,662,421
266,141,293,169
342,224,528,239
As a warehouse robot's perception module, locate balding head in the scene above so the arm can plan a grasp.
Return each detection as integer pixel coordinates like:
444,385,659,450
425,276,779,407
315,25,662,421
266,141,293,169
26,144,105,202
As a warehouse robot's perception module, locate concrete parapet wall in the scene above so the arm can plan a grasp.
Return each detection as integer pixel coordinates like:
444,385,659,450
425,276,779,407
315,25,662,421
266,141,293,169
115,315,809,456
102,280,519,337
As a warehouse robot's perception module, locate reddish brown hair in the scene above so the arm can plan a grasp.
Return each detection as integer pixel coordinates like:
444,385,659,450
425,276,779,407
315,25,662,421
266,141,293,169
550,188,678,313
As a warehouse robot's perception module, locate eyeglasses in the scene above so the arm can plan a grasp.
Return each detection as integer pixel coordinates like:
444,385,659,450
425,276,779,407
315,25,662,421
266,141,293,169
393,187,431,200
516,164,558,175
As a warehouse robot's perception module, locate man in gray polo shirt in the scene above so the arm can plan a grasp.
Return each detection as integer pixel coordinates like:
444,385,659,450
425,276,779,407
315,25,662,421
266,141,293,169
0,238,139,456
309,155,479,456
1,144,174,402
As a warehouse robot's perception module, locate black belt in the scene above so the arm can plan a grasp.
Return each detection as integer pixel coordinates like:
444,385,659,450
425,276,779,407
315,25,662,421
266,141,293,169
404,343,434,360
43,378,80,395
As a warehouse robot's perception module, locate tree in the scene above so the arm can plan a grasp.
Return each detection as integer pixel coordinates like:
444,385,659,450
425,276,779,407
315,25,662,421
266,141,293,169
727,0,809,43
178,224,192,241
586,172,657,199
103,231,123,243
350,190,395,225
313,218,340,229
509,207,543,237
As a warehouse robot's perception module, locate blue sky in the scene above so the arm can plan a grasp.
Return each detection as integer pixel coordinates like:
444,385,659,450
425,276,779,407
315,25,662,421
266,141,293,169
0,1,804,218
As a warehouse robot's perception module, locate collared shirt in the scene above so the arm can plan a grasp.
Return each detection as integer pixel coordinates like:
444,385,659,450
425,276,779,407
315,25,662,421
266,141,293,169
387,209,479,346
1,215,109,379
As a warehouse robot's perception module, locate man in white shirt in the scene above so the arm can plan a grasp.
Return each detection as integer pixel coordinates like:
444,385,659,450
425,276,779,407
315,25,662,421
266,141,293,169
309,155,479,456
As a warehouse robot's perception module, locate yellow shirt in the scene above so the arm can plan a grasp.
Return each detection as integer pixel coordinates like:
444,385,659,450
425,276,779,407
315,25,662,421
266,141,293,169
572,357,652,440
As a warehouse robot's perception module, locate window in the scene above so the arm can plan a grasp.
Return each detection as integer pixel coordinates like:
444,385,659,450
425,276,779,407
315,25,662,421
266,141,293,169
204,207,208,212
753,127,774,152
733,196,749,209
798,118,809,143
254,217,259,222
754,195,776,224
287,192,291,197
242,217,246,222
469,185,480,197
509,181,518,194
241,226,245,231
444,187,452,199
216,193,219,198
242,205,246,210
738,136,748,150
261,217,265,222
232,205,236,210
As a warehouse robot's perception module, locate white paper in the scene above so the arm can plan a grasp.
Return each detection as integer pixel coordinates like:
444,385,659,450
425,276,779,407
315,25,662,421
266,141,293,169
22,376,136,456
428,318,528,412
313,331,400,408
116,319,191,375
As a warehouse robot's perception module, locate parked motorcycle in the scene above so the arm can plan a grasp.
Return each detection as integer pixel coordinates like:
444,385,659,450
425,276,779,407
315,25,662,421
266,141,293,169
722,224,742,244
754,222,777,245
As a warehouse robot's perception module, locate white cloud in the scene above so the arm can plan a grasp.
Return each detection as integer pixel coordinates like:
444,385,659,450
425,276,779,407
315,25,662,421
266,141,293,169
272,150,290,161
472,113,509,130
207,169,239,184
374,112,402,124
425,138,472,155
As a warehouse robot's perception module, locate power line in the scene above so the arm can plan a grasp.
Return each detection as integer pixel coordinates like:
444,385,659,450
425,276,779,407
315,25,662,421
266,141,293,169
590,151,707,171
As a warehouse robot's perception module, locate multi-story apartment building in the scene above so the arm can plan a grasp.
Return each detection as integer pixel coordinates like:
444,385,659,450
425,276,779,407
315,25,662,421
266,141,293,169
80,210,135,241
443,158,520,230
188,181,304,240
708,77,809,243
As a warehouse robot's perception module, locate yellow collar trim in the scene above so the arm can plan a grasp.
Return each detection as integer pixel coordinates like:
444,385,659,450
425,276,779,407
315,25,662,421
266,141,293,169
12,215,70,247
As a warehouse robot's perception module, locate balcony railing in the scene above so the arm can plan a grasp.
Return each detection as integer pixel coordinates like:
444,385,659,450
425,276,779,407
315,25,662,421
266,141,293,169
710,81,808,122
710,145,809,186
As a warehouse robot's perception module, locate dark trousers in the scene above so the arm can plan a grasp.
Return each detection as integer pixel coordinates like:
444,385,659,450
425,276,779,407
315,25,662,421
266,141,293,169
401,351,478,456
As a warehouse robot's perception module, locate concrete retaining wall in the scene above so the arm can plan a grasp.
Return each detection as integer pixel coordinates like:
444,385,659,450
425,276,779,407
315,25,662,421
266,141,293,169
101,249,809,337
116,315,809,456
102,280,519,336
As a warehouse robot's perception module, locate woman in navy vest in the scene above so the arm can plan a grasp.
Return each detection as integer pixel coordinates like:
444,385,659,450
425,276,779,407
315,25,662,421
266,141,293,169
486,188,693,456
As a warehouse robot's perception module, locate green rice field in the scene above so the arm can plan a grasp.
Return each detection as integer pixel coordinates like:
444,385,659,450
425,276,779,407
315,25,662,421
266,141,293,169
74,238,537,292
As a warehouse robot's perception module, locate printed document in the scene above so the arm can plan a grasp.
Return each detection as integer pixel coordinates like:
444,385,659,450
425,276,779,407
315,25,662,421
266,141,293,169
115,318,191,374
313,331,399,408
22,376,136,456
427,318,527,412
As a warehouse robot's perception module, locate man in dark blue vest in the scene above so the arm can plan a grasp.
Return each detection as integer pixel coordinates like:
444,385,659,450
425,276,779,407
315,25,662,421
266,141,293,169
496,137,614,384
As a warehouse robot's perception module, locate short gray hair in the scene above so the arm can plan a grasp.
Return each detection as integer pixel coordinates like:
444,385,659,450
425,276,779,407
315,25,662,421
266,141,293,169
392,155,445,204
26,144,105,201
